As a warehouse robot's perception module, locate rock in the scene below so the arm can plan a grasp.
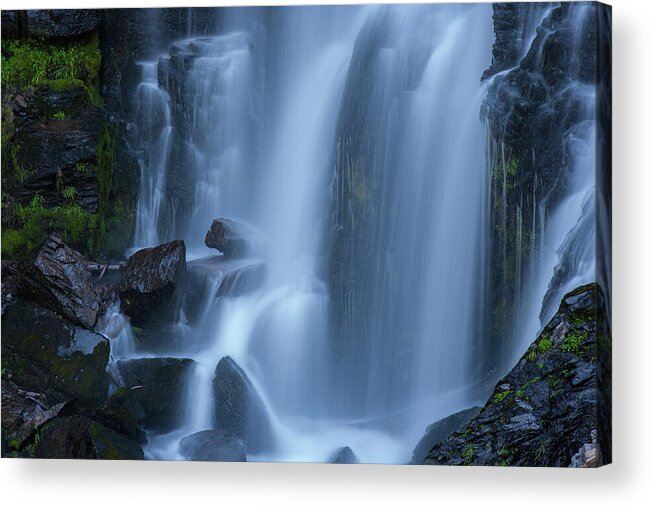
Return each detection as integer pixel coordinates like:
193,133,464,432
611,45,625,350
179,429,247,462
93,387,146,442
1,11,23,39
569,429,599,468
29,415,143,460
117,357,195,433
26,10,101,38
213,356,274,454
424,284,608,467
330,446,358,464
410,406,481,465
1,298,110,409
20,233,100,329
1,379,67,453
119,240,186,328
204,218,260,258
1,260,24,315
182,256,268,323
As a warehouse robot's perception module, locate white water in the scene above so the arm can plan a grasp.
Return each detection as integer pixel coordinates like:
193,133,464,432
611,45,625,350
116,4,598,464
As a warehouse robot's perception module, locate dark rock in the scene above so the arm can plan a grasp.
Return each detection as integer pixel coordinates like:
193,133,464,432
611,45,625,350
569,430,599,468
204,218,260,258
119,240,186,328
26,10,101,38
94,387,146,442
1,260,24,315
1,11,23,39
410,406,481,464
20,233,100,330
424,284,607,467
213,356,274,454
330,446,358,464
1,379,67,452
117,357,195,432
30,415,143,460
1,298,110,409
183,256,268,324
10,103,103,212
179,429,247,462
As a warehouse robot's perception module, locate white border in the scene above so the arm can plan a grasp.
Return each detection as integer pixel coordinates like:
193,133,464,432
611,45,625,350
2,0,650,505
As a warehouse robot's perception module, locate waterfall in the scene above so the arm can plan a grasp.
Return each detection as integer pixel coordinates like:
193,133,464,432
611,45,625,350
120,4,599,464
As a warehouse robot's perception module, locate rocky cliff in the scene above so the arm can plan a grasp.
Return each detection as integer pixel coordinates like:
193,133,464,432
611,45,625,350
423,283,611,467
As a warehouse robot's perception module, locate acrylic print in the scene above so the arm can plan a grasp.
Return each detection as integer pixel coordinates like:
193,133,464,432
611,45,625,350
1,2,611,466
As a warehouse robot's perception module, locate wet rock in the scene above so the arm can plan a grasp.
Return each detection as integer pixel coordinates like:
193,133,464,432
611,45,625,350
2,298,110,409
213,356,274,454
424,284,608,467
410,406,481,464
1,379,67,453
119,240,186,328
20,233,100,329
117,357,195,432
1,260,24,315
569,430,599,468
26,10,101,38
330,446,358,464
183,256,268,323
10,104,102,213
204,218,261,258
179,429,247,462
93,387,146,443
30,415,143,460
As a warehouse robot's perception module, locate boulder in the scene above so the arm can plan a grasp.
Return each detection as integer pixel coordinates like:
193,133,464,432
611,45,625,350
26,10,101,38
117,357,195,433
183,256,268,323
93,387,146,442
1,379,67,453
424,284,608,466
119,240,186,328
1,260,23,315
204,218,260,258
1,298,110,409
20,233,100,329
29,415,143,460
213,356,274,454
179,429,247,462
410,406,481,464
330,446,358,464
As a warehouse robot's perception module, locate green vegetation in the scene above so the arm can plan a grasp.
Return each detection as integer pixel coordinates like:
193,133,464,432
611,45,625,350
516,376,540,400
462,444,476,465
1,195,100,260
62,186,78,203
561,330,588,354
1,35,102,105
75,161,93,173
538,337,553,353
506,158,519,176
53,111,68,120
493,388,511,403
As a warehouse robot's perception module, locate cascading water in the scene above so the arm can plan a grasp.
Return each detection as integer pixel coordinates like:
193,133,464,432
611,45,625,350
115,3,599,464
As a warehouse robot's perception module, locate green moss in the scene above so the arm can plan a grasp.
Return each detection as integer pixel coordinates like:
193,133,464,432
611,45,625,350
462,444,476,465
516,376,540,400
538,337,553,353
39,78,85,93
493,389,511,403
1,198,100,260
506,158,519,176
1,35,102,106
561,330,588,354
52,111,68,120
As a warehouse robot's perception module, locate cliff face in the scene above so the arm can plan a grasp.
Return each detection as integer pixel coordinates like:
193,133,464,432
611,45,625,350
424,283,611,467
479,2,611,380
1,10,140,262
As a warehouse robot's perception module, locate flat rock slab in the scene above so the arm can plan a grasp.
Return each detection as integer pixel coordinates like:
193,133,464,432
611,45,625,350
20,233,100,330
204,218,262,258
117,357,195,433
119,240,186,328
179,429,246,462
